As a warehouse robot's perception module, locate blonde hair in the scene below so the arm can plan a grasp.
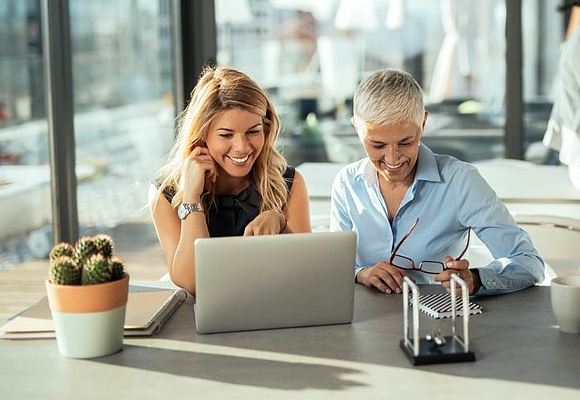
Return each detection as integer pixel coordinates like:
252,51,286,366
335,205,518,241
155,65,288,213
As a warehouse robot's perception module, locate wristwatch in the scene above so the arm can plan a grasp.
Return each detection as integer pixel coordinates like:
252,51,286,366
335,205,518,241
177,202,205,220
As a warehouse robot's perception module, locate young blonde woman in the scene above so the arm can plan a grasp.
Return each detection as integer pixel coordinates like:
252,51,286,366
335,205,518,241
149,66,311,294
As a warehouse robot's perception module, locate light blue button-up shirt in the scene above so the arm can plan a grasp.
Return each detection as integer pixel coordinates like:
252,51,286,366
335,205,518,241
329,144,545,295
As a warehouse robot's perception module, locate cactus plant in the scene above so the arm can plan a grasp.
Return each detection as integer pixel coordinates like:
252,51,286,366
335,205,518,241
49,242,75,261
48,234,125,286
50,256,82,285
93,234,114,258
82,254,112,285
73,236,99,269
109,256,125,281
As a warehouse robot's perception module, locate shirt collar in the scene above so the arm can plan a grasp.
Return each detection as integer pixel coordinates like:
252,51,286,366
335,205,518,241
415,143,442,183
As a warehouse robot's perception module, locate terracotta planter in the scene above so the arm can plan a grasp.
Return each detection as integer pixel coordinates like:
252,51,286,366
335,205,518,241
45,273,129,358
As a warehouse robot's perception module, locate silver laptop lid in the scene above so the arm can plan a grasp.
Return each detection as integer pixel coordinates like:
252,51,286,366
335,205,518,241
194,231,356,334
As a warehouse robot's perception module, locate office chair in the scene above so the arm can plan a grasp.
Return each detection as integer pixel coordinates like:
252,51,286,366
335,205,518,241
514,214,580,279
466,215,580,286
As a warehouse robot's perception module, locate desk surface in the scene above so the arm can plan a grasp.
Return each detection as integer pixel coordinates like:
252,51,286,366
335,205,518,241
472,159,580,202
0,284,579,399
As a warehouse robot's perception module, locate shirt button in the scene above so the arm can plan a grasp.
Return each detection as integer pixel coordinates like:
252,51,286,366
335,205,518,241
491,281,497,287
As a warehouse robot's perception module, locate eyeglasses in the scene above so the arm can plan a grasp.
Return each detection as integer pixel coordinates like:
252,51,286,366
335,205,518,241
389,218,471,274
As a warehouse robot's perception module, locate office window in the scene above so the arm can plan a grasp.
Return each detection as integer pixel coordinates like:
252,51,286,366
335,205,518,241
215,0,562,167
0,0,175,271
69,0,174,236
0,0,50,270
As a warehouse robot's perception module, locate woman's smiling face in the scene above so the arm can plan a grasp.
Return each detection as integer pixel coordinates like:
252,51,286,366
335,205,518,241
353,114,427,186
205,108,265,179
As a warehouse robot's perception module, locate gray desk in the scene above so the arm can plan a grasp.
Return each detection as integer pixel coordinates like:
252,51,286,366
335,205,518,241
0,284,579,399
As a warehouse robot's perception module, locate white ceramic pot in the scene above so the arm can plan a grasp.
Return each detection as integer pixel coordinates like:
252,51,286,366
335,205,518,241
45,274,129,358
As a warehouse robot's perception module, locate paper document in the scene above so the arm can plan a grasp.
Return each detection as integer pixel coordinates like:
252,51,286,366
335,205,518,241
0,288,188,339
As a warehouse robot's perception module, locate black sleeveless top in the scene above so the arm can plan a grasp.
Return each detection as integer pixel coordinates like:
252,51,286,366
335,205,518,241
159,166,295,237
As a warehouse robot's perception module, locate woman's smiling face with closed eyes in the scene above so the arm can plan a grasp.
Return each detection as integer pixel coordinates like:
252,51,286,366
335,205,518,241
352,113,427,187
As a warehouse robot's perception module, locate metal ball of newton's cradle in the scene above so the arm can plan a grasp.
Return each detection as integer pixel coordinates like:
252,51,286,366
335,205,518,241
400,275,476,365
425,328,446,346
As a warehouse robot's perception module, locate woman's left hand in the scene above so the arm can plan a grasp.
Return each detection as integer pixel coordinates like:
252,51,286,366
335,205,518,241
434,256,480,295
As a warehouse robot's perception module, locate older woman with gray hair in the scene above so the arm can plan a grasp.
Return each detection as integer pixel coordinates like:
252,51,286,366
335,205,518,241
330,68,545,296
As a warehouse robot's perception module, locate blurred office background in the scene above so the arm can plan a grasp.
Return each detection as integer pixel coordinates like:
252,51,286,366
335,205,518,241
0,0,570,271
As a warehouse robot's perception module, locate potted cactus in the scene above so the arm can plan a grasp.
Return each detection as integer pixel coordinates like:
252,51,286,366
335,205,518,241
45,234,129,359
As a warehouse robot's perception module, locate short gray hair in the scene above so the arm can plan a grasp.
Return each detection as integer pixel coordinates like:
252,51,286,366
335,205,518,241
353,69,425,127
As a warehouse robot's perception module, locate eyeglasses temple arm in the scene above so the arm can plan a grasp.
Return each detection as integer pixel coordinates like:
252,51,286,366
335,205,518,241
389,218,419,263
454,227,471,260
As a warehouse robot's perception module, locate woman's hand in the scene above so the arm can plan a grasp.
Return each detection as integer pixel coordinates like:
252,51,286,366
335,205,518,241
434,256,481,295
181,146,217,201
244,210,286,236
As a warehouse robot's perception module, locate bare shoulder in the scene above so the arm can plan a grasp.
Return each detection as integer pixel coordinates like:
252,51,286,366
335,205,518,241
148,183,174,215
148,183,161,204
292,169,306,183
290,170,308,193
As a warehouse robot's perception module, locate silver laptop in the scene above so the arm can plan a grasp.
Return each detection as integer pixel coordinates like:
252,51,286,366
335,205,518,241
194,231,356,334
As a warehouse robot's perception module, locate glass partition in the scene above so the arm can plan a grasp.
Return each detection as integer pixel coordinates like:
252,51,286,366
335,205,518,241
215,0,563,167
214,0,502,165
69,0,174,238
0,0,50,270
0,0,175,271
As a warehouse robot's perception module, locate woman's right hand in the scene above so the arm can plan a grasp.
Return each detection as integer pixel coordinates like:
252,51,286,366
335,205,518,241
181,146,217,201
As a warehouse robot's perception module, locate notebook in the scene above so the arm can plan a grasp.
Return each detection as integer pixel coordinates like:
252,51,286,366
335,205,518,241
0,287,188,339
194,231,357,334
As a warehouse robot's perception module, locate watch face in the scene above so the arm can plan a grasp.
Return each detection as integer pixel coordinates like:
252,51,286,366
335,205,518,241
178,203,187,219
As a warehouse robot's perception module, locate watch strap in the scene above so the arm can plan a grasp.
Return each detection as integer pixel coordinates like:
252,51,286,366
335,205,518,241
178,202,205,219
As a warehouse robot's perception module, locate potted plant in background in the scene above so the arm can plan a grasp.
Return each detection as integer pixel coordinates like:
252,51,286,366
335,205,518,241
45,234,129,358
